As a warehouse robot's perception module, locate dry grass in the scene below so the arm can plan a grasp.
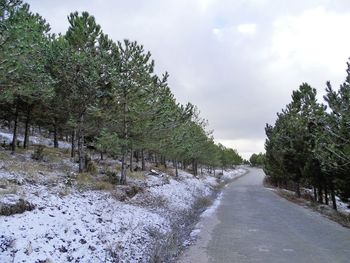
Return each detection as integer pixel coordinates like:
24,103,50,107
76,172,94,185
0,150,10,160
6,161,53,181
86,160,98,175
76,172,115,192
128,171,145,180
165,169,175,177
115,165,122,172
213,180,227,191
14,147,29,154
149,165,176,177
0,198,35,216
194,196,213,210
93,181,114,191
58,187,71,197
0,180,18,195
45,148,69,162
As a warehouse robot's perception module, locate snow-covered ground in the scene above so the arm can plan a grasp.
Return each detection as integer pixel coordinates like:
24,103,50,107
0,144,246,263
301,188,350,214
336,196,350,214
0,130,70,149
221,168,246,182
0,189,170,262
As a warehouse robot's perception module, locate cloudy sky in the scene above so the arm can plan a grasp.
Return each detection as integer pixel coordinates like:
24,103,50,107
27,0,350,159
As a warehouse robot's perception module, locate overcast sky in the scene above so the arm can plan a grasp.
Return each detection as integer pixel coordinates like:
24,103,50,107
27,0,350,159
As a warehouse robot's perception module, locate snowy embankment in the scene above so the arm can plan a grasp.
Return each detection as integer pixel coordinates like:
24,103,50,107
0,143,246,263
0,130,71,149
221,168,246,182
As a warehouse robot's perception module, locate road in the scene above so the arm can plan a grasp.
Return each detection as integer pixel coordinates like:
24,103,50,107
178,168,350,263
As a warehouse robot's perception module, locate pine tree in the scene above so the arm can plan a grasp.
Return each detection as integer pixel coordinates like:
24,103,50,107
0,2,53,152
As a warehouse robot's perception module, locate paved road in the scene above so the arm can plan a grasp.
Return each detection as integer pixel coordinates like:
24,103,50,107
179,168,350,263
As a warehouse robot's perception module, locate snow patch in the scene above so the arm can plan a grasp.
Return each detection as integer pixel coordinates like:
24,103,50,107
0,190,170,263
0,130,70,149
201,192,223,218
221,168,246,181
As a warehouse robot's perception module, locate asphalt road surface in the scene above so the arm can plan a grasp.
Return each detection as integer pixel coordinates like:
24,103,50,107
178,168,350,263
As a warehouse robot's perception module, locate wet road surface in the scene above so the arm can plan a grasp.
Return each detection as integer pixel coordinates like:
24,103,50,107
179,168,350,263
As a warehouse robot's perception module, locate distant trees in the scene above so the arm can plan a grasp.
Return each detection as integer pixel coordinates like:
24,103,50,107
0,1,243,183
264,65,350,210
249,152,265,167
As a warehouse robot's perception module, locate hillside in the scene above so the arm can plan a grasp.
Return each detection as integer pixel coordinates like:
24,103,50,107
0,130,246,262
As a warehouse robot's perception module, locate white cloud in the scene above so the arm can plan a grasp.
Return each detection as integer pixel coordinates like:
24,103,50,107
237,23,257,35
215,138,265,160
269,7,350,78
212,23,257,42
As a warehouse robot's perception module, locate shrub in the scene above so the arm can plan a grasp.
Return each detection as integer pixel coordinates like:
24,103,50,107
76,173,93,186
86,160,97,175
31,145,45,161
128,171,145,180
94,181,114,191
106,170,119,184
193,196,213,211
0,199,35,216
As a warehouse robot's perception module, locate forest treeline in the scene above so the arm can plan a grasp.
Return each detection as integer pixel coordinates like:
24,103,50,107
249,152,264,167
0,0,243,183
264,64,350,210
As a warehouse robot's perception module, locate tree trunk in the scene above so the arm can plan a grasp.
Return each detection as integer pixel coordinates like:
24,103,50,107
120,93,128,185
53,118,59,148
71,129,75,158
313,186,317,202
213,167,216,176
296,181,301,198
130,148,133,172
175,159,178,177
141,149,145,171
201,166,203,176
318,187,323,204
135,151,139,164
330,181,337,210
78,114,84,173
120,151,127,184
155,154,158,167
11,100,19,154
324,183,329,205
7,116,12,130
23,105,32,149
100,152,103,160
192,160,196,176
163,156,167,168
